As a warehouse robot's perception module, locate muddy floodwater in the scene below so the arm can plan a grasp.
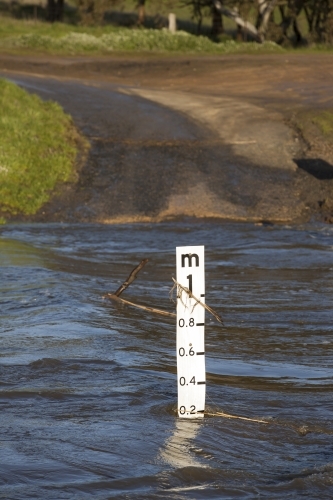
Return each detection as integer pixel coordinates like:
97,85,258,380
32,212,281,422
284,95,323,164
1,221,333,499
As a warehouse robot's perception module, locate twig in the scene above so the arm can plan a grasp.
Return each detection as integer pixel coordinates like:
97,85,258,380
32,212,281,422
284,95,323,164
204,411,269,424
105,293,176,318
114,258,149,297
172,278,223,324
104,259,176,318
105,261,222,322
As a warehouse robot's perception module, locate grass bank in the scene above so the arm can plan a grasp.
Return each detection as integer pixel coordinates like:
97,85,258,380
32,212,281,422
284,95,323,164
0,78,82,222
0,17,284,55
293,109,333,147
1,17,332,57
291,108,333,187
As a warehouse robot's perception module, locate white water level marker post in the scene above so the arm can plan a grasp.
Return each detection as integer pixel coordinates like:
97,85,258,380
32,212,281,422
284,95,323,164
176,246,205,418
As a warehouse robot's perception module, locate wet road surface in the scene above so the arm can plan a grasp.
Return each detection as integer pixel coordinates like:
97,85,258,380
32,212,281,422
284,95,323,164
2,71,327,224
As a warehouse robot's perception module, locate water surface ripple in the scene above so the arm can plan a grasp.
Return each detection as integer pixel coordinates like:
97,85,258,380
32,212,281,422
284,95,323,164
0,222,333,499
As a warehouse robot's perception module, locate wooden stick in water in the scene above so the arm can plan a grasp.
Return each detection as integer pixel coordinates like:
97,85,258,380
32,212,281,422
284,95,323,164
205,411,269,424
105,259,175,317
114,258,149,297
105,262,223,322
105,293,176,318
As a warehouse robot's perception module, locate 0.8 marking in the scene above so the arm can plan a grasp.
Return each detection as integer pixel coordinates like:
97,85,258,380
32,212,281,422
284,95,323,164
178,318,195,328
178,319,205,328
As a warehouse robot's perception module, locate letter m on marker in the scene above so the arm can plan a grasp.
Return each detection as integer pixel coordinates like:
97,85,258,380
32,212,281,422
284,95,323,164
181,253,199,267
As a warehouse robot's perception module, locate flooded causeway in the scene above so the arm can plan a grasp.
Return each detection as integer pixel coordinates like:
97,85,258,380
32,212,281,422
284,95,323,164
1,221,332,498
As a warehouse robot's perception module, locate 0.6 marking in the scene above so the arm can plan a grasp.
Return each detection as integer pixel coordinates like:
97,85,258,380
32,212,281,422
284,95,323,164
179,347,194,357
179,348,205,356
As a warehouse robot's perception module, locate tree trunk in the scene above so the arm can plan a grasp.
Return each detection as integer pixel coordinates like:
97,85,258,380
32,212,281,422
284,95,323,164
197,14,202,35
47,0,64,22
293,18,302,44
211,5,224,35
257,0,279,39
137,0,145,25
304,6,312,33
55,0,64,21
212,0,260,41
212,0,280,42
236,24,243,41
47,0,55,21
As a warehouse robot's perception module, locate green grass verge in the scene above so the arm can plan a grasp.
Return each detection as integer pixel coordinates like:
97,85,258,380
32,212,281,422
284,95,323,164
293,109,333,140
291,109,333,174
0,78,81,218
312,111,333,136
0,17,284,55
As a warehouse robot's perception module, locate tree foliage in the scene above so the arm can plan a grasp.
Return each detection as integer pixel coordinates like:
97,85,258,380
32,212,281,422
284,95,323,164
45,0,333,45
181,0,333,44
75,0,123,25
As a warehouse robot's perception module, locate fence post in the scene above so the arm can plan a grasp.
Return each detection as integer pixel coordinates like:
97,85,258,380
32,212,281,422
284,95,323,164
169,13,177,33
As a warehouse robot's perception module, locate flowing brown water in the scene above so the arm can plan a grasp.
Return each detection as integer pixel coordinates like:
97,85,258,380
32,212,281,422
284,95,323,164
1,221,332,499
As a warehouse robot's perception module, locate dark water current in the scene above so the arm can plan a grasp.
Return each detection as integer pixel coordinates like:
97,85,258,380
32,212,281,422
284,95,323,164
1,222,333,499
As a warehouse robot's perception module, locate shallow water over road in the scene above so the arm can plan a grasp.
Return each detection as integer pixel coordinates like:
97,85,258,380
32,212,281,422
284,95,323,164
1,222,333,499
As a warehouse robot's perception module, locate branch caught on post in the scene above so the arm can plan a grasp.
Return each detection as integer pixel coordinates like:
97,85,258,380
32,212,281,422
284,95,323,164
105,261,223,323
172,278,223,324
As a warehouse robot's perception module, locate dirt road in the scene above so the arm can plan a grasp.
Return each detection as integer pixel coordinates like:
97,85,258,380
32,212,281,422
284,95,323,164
1,52,332,223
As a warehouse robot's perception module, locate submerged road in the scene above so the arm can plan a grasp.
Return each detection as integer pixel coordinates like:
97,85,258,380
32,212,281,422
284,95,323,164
1,55,332,223
1,56,333,498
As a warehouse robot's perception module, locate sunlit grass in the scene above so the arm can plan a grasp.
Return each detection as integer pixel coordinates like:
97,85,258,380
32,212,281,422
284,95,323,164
0,78,81,216
293,109,333,138
312,111,333,136
0,17,284,55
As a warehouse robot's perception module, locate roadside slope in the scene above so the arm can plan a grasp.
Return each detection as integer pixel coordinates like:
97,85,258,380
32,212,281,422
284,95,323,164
0,77,84,222
1,53,332,223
